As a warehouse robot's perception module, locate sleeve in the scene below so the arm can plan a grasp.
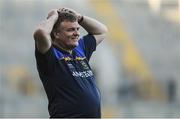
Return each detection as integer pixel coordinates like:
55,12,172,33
80,34,97,61
35,45,56,76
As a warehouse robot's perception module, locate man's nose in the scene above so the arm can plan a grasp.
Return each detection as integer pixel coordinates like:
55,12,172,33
73,30,80,36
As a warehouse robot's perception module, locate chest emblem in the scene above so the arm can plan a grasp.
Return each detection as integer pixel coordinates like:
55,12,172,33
79,60,89,70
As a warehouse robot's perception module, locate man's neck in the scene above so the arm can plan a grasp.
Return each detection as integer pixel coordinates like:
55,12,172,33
53,42,72,54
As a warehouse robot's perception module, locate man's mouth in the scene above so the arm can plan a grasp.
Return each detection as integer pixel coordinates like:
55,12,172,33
71,37,79,41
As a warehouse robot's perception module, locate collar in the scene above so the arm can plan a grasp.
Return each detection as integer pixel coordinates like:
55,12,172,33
52,44,72,55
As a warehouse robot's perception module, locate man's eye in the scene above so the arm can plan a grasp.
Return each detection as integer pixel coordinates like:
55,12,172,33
67,29,73,32
67,28,79,32
68,28,75,31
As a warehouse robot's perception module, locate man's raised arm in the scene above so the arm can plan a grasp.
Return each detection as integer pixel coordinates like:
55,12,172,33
79,16,108,45
33,9,58,54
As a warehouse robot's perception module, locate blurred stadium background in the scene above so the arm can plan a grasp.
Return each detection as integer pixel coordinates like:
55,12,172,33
0,0,180,118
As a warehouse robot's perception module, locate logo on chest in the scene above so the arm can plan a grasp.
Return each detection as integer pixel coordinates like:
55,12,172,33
79,60,89,70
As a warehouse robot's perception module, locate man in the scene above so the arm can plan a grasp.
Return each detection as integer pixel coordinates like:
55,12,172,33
33,8,108,118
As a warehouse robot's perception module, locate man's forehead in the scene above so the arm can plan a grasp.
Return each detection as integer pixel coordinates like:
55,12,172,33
60,21,80,28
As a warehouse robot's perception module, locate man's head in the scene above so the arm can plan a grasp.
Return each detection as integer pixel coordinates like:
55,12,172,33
51,11,80,50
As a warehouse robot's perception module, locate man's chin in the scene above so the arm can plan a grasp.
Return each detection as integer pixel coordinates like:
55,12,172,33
68,43,79,50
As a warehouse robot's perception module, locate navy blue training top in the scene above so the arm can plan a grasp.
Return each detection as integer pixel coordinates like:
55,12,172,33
35,35,101,118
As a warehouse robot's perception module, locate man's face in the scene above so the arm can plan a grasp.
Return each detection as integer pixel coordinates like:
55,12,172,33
54,20,80,50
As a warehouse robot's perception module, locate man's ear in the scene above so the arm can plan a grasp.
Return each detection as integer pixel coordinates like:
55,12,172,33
53,31,60,39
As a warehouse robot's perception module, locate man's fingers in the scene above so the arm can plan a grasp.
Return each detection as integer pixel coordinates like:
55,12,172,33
57,7,81,19
59,7,75,14
47,9,58,19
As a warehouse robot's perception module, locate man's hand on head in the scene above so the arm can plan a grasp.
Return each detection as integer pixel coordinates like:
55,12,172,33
47,9,59,20
58,7,83,22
